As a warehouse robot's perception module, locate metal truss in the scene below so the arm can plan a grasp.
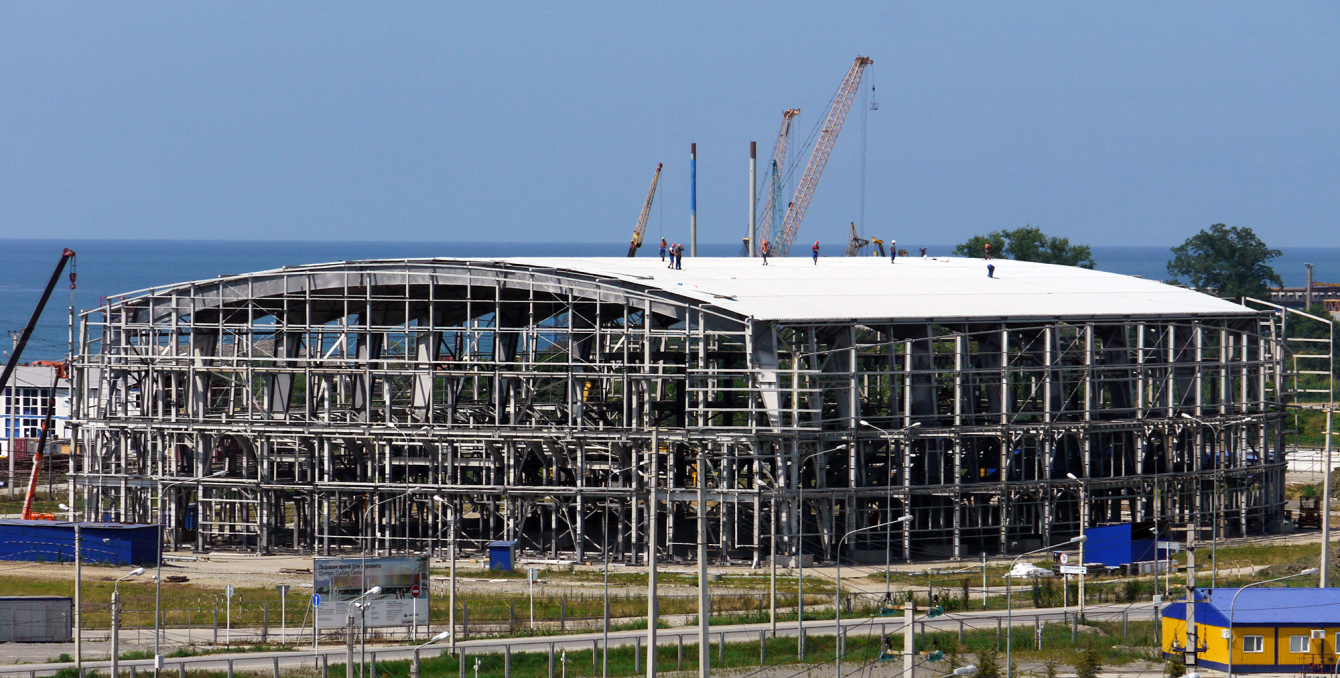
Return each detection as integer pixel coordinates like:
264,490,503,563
69,260,1289,564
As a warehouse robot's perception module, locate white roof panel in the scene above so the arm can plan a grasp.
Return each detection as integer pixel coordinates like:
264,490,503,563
498,255,1254,322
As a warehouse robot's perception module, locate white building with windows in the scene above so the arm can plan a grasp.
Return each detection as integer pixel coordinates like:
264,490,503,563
1,365,72,458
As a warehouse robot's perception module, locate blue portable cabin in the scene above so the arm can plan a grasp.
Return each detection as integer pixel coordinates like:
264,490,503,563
0,519,159,566
488,540,518,571
1083,521,1156,567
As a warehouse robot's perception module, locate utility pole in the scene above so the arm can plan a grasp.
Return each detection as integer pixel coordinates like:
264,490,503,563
903,601,915,678
698,447,710,678
1184,539,1197,671
1324,408,1333,588
646,429,658,678
690,143,698,258
1306,263,1315,309
770,496,777,633
111,590,120,678
748,142,757,257
73,518,82,671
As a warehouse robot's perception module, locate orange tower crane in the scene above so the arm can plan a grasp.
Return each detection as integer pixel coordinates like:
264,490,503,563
627,163,663,257
775,56,873,256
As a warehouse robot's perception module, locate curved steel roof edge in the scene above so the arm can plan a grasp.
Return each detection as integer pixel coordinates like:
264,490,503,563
92,256,1261,324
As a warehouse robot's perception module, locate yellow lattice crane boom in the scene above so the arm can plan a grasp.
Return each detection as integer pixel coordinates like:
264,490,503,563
627,162,663,257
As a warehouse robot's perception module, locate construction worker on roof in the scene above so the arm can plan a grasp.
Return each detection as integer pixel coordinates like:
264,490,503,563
761,240,770,265
812,241,820,264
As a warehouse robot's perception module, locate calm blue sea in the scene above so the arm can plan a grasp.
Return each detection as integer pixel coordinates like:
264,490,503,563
2,239,1337,362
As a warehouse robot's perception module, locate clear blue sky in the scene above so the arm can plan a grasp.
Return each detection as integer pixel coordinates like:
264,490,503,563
1,3,1336,247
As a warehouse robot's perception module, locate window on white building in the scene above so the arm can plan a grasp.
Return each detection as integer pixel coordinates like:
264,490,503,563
1243,636,1264,653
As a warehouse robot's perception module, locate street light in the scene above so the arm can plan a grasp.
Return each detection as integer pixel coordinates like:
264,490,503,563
361,488,420,671
834,515,912,678
430,495,458,653
111,567,145,678
1180,413,1224,587
794,442,849,657
347,586,382,678
153,470,226,677
1226,568,1319,678
58,502,82,672
411,631,452,678
1006,535,1085,678
1179,413,1263,587
1065,472,1088,621
861,420,922,589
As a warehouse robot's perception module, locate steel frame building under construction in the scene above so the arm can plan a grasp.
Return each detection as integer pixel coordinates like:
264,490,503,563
68,256,1299,564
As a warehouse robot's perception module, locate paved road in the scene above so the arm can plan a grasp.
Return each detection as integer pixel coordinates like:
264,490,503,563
0,602,1162,677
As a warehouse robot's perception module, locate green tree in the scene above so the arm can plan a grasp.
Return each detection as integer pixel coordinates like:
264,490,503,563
1044,659,1060,678
1165,654,1186,678
954,226,1095,268
1166,223,1282,299
975,646,1002,678
1075,641,1103,678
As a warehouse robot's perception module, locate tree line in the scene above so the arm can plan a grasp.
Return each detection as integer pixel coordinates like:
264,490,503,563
953,223,1285,301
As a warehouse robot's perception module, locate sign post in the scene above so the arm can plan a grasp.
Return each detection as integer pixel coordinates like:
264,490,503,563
312,593,321,652
224,585,234,647
410,583,421,641
277,585,290,645
528,569,538,629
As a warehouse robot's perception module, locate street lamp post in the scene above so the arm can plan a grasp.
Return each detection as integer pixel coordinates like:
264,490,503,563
860,420,921,580
1226,568,1319,678
111,567,145,678
431,496,457,653
1066,472,1087,622
153,471,225,676
411,631,452,678
834,516,912,678
58,502,80,672
793,442,849,657
1180,413,1263,588
346,586,381,678
1006,536,1085,678
361,489,419,675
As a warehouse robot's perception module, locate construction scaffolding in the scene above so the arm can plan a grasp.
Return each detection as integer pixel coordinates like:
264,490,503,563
68,257,1291,564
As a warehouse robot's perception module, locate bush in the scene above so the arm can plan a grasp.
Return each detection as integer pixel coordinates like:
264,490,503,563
1123,578,1142,603
1166,655,1186,678
1076,641,1103,678
1044,659,1059,678
976,646,1001,678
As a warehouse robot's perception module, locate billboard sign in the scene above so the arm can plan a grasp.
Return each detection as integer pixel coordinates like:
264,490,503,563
314,556,429,628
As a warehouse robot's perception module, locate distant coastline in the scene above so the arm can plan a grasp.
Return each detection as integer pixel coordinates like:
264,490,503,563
1,239,1337,362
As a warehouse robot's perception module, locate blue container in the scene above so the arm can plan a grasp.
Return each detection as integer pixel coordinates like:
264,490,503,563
0,520,159,566
1084,521,1156,567
488,540,518,571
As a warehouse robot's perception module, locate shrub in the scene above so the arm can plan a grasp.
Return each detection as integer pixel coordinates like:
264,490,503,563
1166,655,1186,678
1076,641,1102,678
975,646,1001,678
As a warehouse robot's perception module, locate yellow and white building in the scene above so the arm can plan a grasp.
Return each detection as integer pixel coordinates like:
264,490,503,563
1163,587,1340,673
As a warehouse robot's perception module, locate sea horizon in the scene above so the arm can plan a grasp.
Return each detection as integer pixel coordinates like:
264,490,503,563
2,238,1337,362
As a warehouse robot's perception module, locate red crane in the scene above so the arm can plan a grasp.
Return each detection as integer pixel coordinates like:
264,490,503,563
775,56,873,256
0,248,75,520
